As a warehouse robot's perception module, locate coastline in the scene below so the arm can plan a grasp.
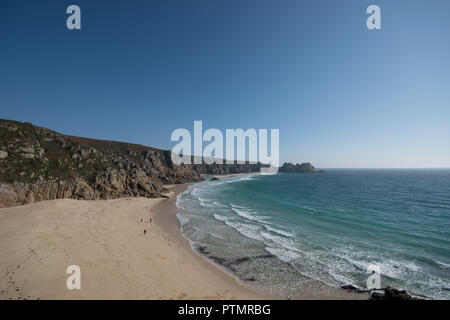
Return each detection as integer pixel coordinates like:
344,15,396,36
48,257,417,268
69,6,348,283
165,178,367,300
0,185,262,300
154,184,269,299
201,172,260,179
0,177,366,300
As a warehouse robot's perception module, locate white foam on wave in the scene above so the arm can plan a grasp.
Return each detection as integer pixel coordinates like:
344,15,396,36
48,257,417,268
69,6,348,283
381,259,421,278
230,204,269,224
230,206,257,221
198,196,216,208
436,260,450,269
410,273,450,299
213,213,229,222
175,199,185,210
191,187,200,197
325,246,430,294
176,213,190,226
260,231,301,253
264,225,295,238
176,185,194,210
212,201,228,208
265,246,302,262
266,245,355,289
328,247,373,273
336,249,422,280
224,174,257,184
225,220,264,241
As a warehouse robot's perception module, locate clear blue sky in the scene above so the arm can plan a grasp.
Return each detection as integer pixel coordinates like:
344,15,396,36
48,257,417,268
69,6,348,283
1,0,449,168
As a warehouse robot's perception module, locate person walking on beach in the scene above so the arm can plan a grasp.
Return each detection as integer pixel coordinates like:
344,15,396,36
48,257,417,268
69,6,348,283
144,229,146,235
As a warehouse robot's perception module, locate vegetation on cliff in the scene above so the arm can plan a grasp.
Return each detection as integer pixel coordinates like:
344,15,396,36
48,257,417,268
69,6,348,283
0,119,260,207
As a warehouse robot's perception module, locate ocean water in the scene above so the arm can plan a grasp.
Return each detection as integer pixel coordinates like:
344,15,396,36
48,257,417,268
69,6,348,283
176,170,450,299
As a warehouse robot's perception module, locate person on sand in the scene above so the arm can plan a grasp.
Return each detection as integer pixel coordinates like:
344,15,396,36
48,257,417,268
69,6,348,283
149,218,152,223
144,229,146,235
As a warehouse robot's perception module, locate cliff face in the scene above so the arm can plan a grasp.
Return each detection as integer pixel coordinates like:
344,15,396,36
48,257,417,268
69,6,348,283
0,119,259,208
278,162,317,173
191,163,262,175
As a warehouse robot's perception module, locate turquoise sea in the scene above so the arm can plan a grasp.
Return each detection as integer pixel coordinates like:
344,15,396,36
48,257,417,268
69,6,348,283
176,170,450,299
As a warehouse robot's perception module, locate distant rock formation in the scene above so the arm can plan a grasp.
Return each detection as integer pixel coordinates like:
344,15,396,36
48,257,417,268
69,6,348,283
192,162,263,175
0,119,261,208
278,162,317,173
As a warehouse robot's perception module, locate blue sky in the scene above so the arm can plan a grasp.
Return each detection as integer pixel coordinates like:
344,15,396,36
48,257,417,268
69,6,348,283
1,0,449,168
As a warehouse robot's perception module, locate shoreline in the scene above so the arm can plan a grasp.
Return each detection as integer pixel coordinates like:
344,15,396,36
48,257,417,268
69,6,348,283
0,177,366,300
162,180,367,300
0,187,263,299
154,184,269,299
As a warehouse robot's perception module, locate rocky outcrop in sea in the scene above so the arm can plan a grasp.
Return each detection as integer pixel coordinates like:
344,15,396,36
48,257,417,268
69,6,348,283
340,284,422,300
278,162,317,173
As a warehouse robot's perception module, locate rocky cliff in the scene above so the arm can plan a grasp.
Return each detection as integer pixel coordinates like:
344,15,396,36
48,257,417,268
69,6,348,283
0,119,261,208
191,162,262,175
278,162,317,173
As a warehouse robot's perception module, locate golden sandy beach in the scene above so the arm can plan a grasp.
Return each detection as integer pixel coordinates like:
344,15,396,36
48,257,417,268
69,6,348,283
0,185,263,300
